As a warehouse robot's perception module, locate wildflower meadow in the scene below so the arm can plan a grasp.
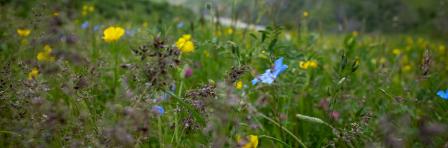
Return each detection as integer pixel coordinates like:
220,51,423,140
1,0,448,147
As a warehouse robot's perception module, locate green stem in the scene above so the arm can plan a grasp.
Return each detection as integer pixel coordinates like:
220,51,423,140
171,80,183,144
0,131,21,136
259,135,292,148
112,43,119,96
158,117,164,148
258,112,307,148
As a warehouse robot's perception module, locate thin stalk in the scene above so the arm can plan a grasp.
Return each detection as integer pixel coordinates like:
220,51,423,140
0,131,21,136
259,135,292,148
171,80,183,144
258,112,307,148
112,43,119,97
158,116,164,148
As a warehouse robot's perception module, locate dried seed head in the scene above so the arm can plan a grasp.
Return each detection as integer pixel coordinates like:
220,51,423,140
227,65,249,83
421,49,431,77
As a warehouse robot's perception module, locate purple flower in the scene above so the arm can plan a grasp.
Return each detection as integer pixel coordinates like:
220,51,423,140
183,67,193,78
437,89,448,100
330,111,340,121
252,57,288,85
81,21,89,29
152,105,165,115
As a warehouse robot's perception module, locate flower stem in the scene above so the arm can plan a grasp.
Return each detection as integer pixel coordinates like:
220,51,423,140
112,43,119,96
257,110,307,148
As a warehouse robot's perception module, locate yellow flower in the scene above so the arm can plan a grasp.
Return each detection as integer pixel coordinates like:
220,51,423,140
439,45,446,54
237,135,258,148
299,60,318,69
214,30,222,37
102,26,125,43
53,12,60,16
28,67,39,80
417,37,427,48
303,11,309,17
226,28,234,35
37,45,55,62
352,31,359,37
20,39,28,45
17,28,31,37
403,64,412,72
82,4,95,16
176,34,195,53
235,80,243,90
406,37,413,46
88,5,95,12
392,48,401,56
203,50,210,57
379,57,387,64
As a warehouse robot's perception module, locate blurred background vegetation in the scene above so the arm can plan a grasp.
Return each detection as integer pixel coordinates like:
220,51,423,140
203,0,448,36
3,0,447,38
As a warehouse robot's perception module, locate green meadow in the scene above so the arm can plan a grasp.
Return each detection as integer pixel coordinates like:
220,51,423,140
1,0,447,147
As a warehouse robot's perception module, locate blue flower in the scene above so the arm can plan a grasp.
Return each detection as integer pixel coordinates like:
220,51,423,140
177,21,184,28
437,89,448,100
81,21,89,29
252,57,288,85
170,84,176,92
126,28,137,36
272,57,288,77
152,105,165,115
93,25,100,32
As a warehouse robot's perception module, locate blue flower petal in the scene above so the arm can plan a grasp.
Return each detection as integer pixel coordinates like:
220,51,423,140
252,78,259,85
177,22,184,28
252,57,288,85
93,25,100,31
81,21,89,29
274,57,284,71
152,105,165,115
259,70,275,84
437,89,448,100
272,57,288,77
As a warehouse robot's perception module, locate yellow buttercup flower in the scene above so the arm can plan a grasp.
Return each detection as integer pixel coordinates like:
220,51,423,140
237,135,258,148
299,60,318,69
82,4,95,16
379,57,387,64
439,45,445,54
20,39,29,45
17,28,31,37
235,80,243,90
417,37,427,48
226,28,234,35
176,34,195,53
37,45,55,62
28,67,39,80
203,50,210,57
214,31,222,37
103,26,125,43
88,5,94,12
406,37,413,46
392,48,401,56
303,11,309,17
352,31,359,37
403,64,412,72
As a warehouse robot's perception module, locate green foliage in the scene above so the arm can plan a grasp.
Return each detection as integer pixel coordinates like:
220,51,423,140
0,0,447,147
